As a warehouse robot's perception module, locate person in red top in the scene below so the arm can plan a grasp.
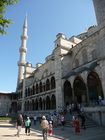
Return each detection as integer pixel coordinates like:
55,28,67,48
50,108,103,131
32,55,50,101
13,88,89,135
74,118,80,133
73,117,80,134
49,121,53,136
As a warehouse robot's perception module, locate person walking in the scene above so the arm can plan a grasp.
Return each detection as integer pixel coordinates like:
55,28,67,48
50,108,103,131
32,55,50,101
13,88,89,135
24,117,31,136
15,114,23,137
60,114,65,130
73,117,80,134
48,121,53,136
80,112,86,129
33,115,37,125
41,116,49,140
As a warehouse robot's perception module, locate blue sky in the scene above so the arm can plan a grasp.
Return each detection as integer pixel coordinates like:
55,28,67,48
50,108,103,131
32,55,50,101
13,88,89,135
0,0,96,92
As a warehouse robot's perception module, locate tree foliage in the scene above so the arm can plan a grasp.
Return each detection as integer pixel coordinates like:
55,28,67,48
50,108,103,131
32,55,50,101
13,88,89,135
0,0,18,34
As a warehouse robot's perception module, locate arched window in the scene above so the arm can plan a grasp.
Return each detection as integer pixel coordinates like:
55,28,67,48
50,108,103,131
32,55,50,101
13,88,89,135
39,98,42,110
51,95,56,109
51,76,56,89
46,79,50,91
36,84,39,94
46,96,50,110
35,99,38,110
39,82,42,93
32,85,35,95
73,77,87,104
42,99,45,110
43,83,46,92
87,72,104,102
28,87,30,96
64,80,72,105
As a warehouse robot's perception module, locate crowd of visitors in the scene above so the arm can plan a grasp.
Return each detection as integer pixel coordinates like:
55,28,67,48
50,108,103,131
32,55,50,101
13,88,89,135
14,102,87,139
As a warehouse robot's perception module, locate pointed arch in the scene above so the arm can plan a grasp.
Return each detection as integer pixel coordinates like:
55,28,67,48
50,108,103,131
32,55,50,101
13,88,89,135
46,79,50,91
46,96,50,110
51,76,56,89
73,76,87,104
87,71,104,102
64,80,72,105
35,99,38,110
39,82,42,93
51,95,56,109
36,84,39,94
42,99,46,110
32,85,35,95
39,98,42,110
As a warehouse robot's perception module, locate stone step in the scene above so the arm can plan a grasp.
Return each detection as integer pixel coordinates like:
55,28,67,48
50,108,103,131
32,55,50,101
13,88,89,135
64,112,97,128
65,118,97,128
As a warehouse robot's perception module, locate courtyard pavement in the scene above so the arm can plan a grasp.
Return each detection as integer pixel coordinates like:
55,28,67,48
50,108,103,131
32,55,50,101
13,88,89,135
0,122,105,140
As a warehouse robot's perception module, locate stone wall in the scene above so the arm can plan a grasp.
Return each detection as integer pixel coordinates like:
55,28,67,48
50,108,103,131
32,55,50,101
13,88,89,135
84,106,105,126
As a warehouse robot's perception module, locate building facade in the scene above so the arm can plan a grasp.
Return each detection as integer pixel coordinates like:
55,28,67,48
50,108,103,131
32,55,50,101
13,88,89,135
15,0,105,122
0,91,17,116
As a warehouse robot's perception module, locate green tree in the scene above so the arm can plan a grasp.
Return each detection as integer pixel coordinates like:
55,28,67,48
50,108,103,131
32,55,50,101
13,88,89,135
0,0,18,34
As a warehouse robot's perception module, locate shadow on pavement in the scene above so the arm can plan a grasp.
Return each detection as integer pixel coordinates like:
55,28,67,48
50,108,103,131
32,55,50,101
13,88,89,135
0,124,14,128
2,134,16,137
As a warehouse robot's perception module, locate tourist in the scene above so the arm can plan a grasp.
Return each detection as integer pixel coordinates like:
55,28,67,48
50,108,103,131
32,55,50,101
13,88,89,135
60,114,65,130
80,112,86,129
24,117,31,136
71,115,76,131
48,121,53,136
98,95,102,105
68,103,72,114
33,115,37,125
53,115,57,127
73,117,80,134
40,116,49,140
15,114,23,137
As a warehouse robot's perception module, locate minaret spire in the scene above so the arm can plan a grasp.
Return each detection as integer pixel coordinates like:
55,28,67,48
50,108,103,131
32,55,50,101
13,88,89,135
17,15,28,86
23,14,27,28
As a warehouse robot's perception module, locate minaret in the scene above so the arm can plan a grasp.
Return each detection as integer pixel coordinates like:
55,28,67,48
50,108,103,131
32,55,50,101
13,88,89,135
93,0,105,25
17,16,28,86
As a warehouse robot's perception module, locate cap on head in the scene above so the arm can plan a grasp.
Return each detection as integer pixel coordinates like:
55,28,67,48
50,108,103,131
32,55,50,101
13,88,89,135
42,116,46,120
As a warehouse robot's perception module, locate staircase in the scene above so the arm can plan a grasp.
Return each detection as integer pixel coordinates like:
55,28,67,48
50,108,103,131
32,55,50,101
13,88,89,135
64,112,97,128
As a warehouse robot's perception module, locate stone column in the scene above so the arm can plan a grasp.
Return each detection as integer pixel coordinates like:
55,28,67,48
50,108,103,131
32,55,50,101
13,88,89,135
54,48,63,111
97,62,105,99
69,76,75,102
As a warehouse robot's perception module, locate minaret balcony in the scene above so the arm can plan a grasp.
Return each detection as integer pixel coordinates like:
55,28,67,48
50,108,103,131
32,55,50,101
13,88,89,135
21,35,28,40
19,47,27,53
18,61,25,66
